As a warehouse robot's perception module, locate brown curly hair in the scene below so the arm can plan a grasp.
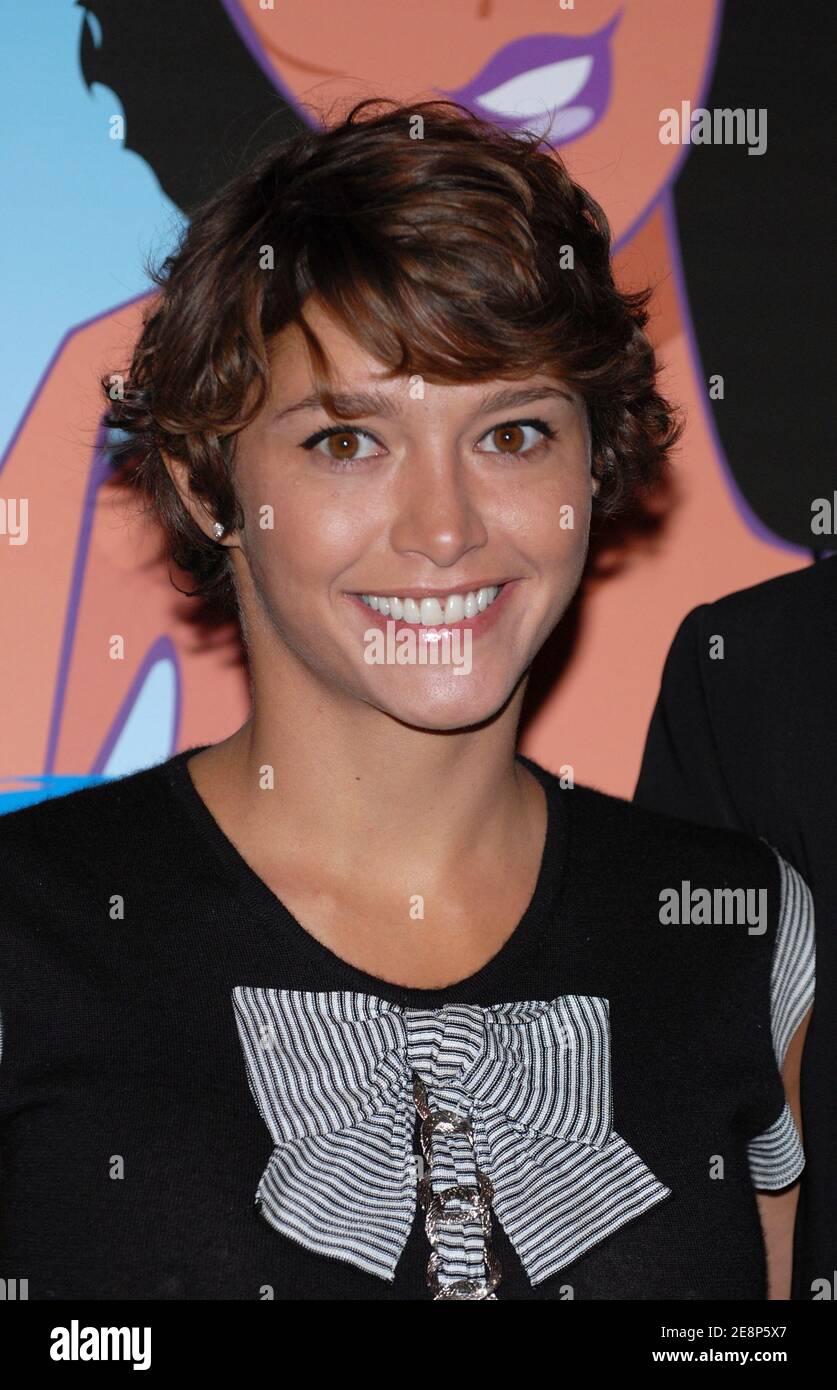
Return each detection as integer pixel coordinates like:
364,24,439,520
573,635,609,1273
102,97,683,617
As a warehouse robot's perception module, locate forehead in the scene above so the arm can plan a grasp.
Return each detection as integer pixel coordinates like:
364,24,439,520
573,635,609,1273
269,299,389,386
267,299,582,419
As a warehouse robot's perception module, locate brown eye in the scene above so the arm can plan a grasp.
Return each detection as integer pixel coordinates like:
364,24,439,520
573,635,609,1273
491,424,526,453
302,426,385,465
326,432,361,460
476,420,553,458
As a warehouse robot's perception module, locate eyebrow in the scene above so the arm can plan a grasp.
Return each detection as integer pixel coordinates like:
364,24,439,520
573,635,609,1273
272,383,576,425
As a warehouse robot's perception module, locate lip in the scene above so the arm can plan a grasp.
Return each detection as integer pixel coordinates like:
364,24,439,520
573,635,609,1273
348,579,513,602
439,12,621,146
345,579,520,639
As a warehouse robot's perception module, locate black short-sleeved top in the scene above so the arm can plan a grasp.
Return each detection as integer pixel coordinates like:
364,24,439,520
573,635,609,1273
633,556,836,1299
0,747,815,1300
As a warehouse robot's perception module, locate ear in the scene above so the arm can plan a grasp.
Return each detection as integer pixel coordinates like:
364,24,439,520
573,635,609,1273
162,450,233,544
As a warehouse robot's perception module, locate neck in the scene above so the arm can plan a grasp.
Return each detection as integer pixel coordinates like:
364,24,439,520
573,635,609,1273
191,644,539,890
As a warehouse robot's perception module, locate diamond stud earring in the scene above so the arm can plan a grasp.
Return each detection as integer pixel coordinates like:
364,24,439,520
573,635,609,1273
212,521,225,539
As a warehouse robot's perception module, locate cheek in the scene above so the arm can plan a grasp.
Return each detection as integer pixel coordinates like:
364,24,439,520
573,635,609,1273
493,462,593,568
239,471,379,599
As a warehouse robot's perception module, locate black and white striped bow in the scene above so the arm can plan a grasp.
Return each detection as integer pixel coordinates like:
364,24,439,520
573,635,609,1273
232,987,671,1289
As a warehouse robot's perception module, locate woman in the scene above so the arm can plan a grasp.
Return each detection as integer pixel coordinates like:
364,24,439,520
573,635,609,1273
0,99,814,1301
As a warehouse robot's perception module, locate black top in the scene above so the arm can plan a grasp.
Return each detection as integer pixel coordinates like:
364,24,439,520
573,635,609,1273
0,746,813,1300
634,554,836,1301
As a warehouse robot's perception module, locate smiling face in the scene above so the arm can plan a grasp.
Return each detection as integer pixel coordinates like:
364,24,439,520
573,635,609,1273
225,300,596,733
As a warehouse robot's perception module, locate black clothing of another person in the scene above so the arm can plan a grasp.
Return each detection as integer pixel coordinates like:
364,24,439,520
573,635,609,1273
635,554,836,1300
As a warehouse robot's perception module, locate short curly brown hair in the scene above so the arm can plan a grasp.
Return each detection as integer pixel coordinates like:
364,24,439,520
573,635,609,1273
102,97,682,617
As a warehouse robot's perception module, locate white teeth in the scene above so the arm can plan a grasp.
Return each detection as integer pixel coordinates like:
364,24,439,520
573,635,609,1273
359,585,502,626
420,597,444,626
444,594,465,624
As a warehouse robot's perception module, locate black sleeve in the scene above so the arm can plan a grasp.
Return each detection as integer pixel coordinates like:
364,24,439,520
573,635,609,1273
633,605,742,831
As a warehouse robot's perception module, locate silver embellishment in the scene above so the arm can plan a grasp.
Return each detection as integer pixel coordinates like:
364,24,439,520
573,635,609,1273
412,1070,502,1300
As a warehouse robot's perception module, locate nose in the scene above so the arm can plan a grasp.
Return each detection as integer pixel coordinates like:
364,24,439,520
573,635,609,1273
388,449,489,570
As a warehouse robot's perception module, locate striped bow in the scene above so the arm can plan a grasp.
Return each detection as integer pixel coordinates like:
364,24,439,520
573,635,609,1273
231,987,671,1288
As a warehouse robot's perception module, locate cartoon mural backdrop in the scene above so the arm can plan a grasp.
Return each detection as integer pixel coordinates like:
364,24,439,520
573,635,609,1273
1,0,833,812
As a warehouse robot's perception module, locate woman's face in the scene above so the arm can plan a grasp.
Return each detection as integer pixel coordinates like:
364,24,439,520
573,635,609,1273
229,300,595,732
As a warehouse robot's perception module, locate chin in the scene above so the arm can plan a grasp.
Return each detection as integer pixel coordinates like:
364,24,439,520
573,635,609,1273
366,670,520,733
